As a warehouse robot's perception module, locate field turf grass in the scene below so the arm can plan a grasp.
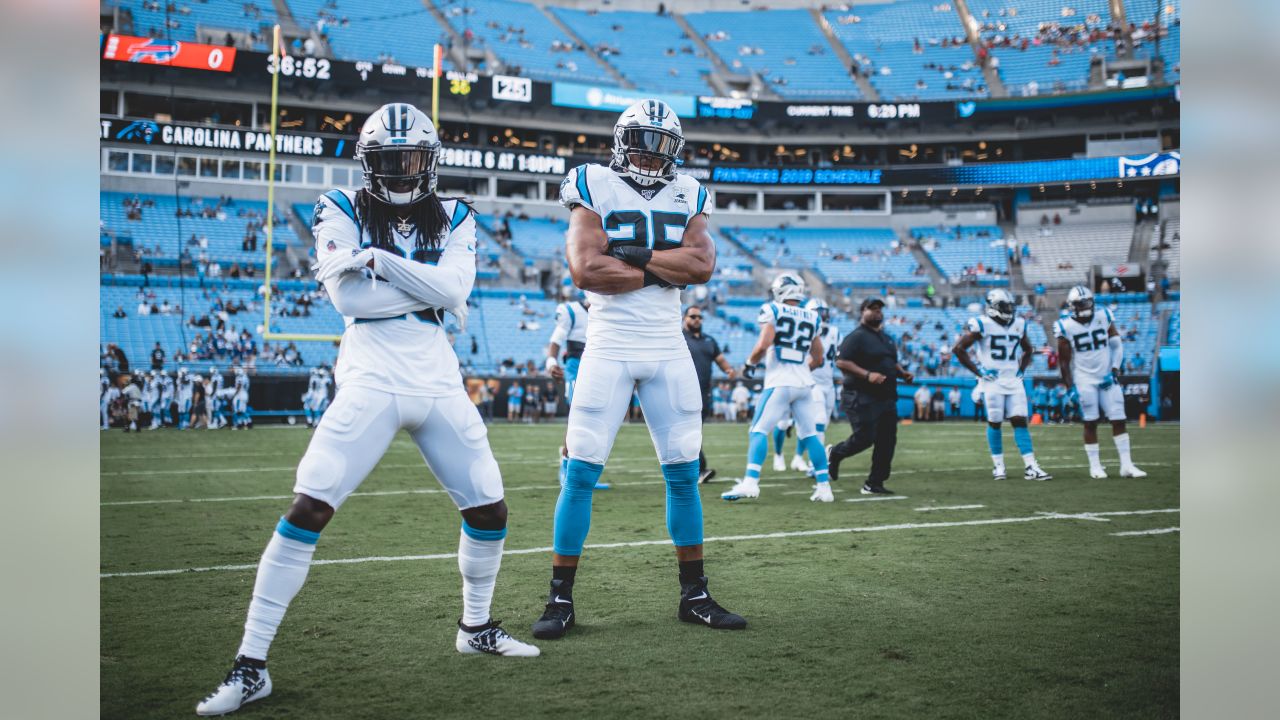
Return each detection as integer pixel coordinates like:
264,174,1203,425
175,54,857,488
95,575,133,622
101,420,1178,719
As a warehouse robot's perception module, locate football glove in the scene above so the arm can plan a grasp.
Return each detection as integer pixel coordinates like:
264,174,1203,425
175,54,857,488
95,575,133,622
1099,372,1116,389
980,367,999,382
1066,386,1080,404
609,245,653,269
1016,368,1025,379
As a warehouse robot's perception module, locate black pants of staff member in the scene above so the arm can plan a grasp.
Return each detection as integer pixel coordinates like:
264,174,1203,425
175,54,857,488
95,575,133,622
828,395,898,488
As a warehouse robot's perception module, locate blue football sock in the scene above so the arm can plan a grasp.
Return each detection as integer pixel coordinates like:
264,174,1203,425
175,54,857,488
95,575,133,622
986,425,1004,455
772,427,786,455
552,459,602,556
662,460,703,547
1014,426,1034,455
745,432,768,481
800,435,830,483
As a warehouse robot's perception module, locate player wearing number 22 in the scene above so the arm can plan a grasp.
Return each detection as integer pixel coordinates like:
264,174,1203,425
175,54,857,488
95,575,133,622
196,103,538,718
1054,286,1147,479
722,272,834,502
952,289,1053,481
530,99,746,641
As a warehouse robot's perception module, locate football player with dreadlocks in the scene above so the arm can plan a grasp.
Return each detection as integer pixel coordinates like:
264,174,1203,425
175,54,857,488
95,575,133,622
196,103,537,718
531,99,746,641
953,289,1053,481
1053,286,1147,479
722,272,832,503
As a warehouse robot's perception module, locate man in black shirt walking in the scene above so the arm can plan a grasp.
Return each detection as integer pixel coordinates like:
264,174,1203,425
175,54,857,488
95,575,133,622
682,306,736,483
828,298,913,494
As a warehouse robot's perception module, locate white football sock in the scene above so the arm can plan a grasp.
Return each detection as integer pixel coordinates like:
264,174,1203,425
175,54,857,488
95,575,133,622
1084,443,1102,469
238,531,316,661
991,454,1005,470
458,530,504,628
1021,453,1037,468
1113,433,1133,467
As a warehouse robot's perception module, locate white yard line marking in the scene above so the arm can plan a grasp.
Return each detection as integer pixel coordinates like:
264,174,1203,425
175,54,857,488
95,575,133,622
100,507,1181,579
101,482,786,507
915,504,985,512
844,496,909,503
1111,527,1180,537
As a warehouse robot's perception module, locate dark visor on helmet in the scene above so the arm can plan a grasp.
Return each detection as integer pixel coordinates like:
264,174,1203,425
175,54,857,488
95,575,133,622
620,127,681,158
361,146,438,177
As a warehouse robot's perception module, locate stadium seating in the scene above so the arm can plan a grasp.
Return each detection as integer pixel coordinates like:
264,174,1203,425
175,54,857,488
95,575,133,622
966,0,1111,95
110,0,278,52
102,193,299,270
552,8,716,96
1166,308,1180,346
434,0,614,83
912,225,1010,285
1017,221,1133,287
823,1,988,101
684,9,861,98
726,227,925,287
287,0,457,70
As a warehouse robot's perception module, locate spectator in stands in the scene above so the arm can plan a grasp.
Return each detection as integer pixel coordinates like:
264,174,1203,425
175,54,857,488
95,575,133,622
112,306,127,319
138,300,151,317
150,343,165,371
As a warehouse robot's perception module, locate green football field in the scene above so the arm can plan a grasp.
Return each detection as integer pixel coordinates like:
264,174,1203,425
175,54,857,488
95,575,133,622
101,420,1179,719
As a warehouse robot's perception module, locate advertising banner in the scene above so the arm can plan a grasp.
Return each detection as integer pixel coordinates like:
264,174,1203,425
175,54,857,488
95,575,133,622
102,34,237,72
551,81,696,117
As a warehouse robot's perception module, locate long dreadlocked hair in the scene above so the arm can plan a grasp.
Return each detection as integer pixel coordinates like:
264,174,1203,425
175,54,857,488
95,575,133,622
355,189,451,255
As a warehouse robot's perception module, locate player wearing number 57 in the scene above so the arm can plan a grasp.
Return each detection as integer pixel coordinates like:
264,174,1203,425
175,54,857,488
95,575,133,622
826,297,914,495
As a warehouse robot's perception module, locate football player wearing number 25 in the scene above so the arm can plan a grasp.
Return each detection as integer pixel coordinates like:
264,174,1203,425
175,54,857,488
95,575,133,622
530,99,747,642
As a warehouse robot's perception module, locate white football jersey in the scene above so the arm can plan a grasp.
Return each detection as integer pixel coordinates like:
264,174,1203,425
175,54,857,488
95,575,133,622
559,163,712,361
1053,307,1115,382
965,315,1028,392
549,300,589,357
234,373,250,396
810,323,841,386
176,375,194,401
312,188,475,396
756,301,822,389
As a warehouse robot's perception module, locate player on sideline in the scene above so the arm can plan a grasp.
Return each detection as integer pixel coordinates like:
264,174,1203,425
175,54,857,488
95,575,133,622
545,288,608,489
196,103,538,718
231,367,251,429
176,368,194,430
207,366,225,429
799,296,840,473
952,289,1053,481
530,99,745,640
100,371,119,430
1054,285,1147,478
722,273,832,502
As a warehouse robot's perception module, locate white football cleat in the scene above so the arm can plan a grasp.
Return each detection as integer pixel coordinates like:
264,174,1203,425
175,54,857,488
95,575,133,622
456,620,540,657
196,660,271,716
992,466,1007,481
1024,465,1053,481
772,454,786,472
1119,465,1148,478
721,479,760,501
790,454,810,472
1089,466,1108,479
809,483,834,503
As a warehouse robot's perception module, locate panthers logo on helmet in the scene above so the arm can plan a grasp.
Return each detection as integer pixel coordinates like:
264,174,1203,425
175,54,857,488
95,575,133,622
770,272,807,303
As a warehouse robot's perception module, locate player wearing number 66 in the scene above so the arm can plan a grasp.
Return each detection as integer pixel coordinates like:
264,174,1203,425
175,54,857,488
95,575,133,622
722,272,834,503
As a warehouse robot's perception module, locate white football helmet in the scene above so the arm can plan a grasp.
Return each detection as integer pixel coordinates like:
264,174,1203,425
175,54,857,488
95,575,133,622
1066,285,1095,322
804,297,830,322
611,99,684,186
984,288,1016,326
356,103,441,205
771,272,807,304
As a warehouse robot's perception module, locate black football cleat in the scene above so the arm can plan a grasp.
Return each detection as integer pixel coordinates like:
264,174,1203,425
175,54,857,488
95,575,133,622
678,577,746,630
531,579,576,640
861,483,895,495
699,468,717,484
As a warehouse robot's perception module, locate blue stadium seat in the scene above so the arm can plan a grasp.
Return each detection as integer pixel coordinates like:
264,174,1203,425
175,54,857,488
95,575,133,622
552,8,716,96
684,9,861,98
